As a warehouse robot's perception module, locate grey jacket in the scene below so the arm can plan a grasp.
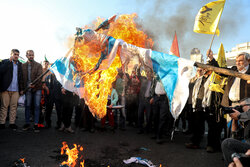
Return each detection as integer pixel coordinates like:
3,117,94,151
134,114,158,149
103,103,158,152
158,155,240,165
239,109,250,144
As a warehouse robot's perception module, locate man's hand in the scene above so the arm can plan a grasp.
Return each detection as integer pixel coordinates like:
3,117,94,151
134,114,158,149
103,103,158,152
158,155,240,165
228,149,250,167
20,91,24,95
44,86,49,92
9,56,14,62
108,104,113,109
230,109,241,120
150,98,154,104
246,149,250,156
29,84,35,89
228,157,243,167
206,49,214,61
61,88,66,95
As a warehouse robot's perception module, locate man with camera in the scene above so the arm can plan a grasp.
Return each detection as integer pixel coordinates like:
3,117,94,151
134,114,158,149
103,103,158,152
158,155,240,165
230,98,250,143
222,98,250,166
229,149,250,167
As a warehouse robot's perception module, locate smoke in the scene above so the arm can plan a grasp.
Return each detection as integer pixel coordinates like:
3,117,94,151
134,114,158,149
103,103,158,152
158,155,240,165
134,0,246,59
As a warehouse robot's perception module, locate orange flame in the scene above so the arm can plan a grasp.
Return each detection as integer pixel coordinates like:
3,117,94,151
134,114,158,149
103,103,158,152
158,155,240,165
20,158,25,163
72,13,153,119
61,142,84,167
108,13,153,48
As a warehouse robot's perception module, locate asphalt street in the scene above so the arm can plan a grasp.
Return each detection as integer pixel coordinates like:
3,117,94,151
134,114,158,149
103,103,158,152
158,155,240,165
0,107,225,167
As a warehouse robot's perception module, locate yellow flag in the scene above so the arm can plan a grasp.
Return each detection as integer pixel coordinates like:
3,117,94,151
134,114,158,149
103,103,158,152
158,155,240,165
217,43,227,67
209,42,228,93
209,71,227,94
193,0,225,36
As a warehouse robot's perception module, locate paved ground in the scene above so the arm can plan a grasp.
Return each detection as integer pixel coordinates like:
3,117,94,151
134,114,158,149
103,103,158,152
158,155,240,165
0,107,225,167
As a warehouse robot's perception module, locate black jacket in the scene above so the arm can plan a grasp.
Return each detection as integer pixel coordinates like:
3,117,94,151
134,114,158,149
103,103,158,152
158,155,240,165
0,59,24,92
45,73,62,100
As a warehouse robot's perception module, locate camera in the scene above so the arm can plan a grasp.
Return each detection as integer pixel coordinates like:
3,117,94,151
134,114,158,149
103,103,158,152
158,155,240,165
231,153,250,166
221,105,243,114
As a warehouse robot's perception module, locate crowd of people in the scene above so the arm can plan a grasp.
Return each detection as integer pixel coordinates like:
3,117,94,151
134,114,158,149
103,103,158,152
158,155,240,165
0,48,250,166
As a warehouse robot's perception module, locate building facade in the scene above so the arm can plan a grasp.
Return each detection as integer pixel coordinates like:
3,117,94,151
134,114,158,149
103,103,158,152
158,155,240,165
214,42,250,67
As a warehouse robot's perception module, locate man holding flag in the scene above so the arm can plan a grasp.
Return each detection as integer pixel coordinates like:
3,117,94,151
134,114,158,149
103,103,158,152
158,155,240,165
186,49,222,152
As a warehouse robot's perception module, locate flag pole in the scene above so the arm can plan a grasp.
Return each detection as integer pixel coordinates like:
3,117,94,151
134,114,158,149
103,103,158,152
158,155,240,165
208,19,220,51
23,69,50,93
194,62,250,81
208,0,226,51
208,30,216,51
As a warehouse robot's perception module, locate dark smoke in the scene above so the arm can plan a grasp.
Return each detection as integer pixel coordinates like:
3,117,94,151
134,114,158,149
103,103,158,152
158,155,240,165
134,0,246,59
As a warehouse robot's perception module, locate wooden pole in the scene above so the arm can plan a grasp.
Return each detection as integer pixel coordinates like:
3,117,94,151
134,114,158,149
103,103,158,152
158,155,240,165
209,32,216,51
194,62,250,81
23,69,50,93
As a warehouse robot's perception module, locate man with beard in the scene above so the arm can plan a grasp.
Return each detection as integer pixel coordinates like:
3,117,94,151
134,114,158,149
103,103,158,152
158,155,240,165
22,50,43,133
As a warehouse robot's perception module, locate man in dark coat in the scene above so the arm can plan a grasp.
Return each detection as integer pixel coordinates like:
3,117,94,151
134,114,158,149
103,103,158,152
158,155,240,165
0,49,24,130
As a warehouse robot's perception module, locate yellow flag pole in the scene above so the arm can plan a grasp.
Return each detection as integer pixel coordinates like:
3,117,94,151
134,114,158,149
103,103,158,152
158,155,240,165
208,0,226,51
209,30,217,51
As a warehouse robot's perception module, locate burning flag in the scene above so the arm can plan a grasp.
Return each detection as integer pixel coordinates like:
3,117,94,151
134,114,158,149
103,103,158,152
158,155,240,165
73,24,194,120
50,14,195,120
50,14,153,119
50,48,85,98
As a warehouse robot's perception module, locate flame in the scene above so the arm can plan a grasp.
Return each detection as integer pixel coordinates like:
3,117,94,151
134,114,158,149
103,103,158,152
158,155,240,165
108,13,153,48
20,158,25,163
61,142,84,167
72,13,153,119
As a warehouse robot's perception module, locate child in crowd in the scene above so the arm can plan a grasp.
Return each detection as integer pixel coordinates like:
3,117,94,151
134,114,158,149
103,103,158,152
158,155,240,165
101,81,118,131
38,82,49,128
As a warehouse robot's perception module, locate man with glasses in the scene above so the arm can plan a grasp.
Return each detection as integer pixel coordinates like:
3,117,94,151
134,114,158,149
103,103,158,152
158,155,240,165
22,50,43,132
0,49,24,130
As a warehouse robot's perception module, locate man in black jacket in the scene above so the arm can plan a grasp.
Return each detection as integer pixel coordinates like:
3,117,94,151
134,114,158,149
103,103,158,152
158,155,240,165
0,49,24,130
186,49,222,151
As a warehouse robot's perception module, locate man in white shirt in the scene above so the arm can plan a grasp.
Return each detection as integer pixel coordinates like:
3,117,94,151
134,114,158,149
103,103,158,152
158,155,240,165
221,52,250,107
221,52,250,138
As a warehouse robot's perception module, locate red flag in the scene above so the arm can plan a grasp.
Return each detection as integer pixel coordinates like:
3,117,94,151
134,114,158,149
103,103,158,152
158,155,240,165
170,31,180,57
